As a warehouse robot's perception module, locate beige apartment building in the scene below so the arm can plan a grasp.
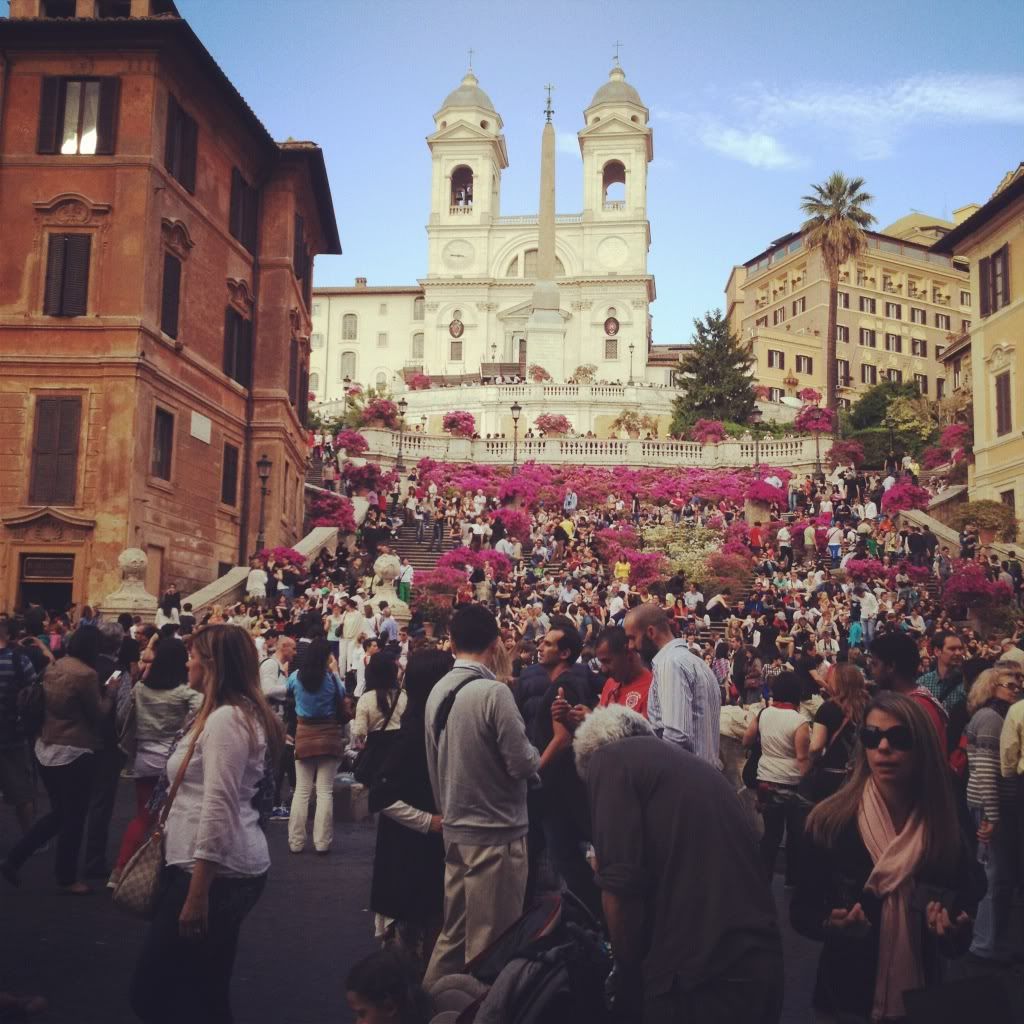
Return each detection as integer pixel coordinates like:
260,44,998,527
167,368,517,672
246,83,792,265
726,210,977,406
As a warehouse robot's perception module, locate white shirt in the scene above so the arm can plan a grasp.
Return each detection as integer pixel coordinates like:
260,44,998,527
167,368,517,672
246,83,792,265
246,568,268,596
164,705,270,877
864,501,878,520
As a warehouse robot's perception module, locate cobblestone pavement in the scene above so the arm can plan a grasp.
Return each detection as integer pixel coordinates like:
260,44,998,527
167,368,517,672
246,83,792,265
1,780,1019,1023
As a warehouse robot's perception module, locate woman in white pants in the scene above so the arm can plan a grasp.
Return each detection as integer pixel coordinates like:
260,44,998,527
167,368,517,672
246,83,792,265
286,638,346,854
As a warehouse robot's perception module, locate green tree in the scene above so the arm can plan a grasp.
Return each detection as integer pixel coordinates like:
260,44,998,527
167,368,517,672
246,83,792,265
670,309,756,433
849,380,920,430
800,172,876,419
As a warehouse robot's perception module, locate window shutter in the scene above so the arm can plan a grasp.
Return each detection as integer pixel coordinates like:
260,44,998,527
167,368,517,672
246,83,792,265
239,317,253,388
43,234,67,315
288,339,298,404
244,181,258,254
61,234,91,316
299,367,309,426
53,397,82,504
95,77,121,155
979,256,991,317
37,77,62,154
996,373,1011,435
998,244,1010,306
223,307,237,377
30,397,80,505
229,168,242,241
221,444,239,505
164,93,179,173
160,252,182,339
181,113,198,193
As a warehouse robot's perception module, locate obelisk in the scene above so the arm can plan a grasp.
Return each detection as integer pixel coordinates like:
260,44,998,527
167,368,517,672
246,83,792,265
525,85,566,380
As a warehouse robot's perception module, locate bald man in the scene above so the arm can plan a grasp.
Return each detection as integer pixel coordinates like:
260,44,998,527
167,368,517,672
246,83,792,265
623,605,722,767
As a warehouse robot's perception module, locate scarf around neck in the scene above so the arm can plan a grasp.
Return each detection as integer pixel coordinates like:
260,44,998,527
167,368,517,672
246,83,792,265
857,776,926,1022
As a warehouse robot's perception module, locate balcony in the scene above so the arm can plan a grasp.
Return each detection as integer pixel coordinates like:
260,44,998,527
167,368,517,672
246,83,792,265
602,201,626,212
883,282,901,294
449,206,473,216
933,292,950,306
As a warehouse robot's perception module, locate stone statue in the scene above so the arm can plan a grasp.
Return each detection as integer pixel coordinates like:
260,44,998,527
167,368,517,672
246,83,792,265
372,552,410,624
98,547,159,622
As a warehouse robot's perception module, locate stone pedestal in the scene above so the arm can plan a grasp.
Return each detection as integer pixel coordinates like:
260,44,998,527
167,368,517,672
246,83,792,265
525,306,566,382
744,499,770,526
98,548,159,623
371,553,410,625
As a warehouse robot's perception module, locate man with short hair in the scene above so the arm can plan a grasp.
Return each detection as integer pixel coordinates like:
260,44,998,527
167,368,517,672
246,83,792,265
396,558,414,605
623,604,721,766
917,630,966,713
868,632,947,749
377,603,398,646
423,606,540,987
595,626,653,719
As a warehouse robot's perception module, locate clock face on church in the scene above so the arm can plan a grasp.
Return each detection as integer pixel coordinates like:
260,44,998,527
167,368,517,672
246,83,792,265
443,239,474,269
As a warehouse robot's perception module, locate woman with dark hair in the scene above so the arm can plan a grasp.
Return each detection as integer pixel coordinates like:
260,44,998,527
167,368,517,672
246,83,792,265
110,637,201,885
286,636,346,855
2,625,120,893
351,652,406,747
792,693,984,1022
368,649,453,962
346,949,432,1024
131,624,283,1024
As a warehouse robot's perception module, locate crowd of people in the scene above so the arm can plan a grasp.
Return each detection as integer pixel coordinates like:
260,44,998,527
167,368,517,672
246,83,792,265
1,459,1023,1023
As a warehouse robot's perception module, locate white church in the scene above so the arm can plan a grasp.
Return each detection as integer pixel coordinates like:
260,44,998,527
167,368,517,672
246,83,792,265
310,63,686,437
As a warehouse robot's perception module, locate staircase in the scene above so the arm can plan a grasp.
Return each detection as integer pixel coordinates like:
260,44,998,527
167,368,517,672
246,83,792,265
388,522,457,574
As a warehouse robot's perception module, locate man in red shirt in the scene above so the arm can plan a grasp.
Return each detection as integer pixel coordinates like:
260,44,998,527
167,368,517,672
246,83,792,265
868,632,948,751
749,521,765,554
596,625,653,719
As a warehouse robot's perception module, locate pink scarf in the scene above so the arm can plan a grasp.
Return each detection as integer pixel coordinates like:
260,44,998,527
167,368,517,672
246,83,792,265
857,778,926,1022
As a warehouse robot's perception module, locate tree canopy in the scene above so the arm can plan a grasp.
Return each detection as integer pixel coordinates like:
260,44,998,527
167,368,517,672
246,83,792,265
849,380,921,431
671,310,756,433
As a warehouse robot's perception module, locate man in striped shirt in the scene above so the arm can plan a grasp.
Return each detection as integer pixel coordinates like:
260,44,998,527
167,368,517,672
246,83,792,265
624,605,721,767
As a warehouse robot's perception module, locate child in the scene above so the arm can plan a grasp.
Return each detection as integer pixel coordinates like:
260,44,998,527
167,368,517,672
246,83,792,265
345,951,431,1024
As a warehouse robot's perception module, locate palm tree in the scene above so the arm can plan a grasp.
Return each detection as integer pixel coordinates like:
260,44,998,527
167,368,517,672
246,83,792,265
800,172,876,421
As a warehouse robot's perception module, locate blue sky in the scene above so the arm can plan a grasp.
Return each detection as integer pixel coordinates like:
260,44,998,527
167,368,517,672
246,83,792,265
177,0,1023,344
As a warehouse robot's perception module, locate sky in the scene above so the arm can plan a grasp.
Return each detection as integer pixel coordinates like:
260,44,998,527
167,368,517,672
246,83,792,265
175,0,1023,345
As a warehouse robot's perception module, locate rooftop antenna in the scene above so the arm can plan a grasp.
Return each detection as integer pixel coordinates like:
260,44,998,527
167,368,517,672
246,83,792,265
467,48,474,72
544,83,555,123
613,40,623,66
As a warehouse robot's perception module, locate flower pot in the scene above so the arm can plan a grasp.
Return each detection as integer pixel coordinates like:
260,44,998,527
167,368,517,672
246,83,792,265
627,429,640,439
979,527,997,545
368,418,387,429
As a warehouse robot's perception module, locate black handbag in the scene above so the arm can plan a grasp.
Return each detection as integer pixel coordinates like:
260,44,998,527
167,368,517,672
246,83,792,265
798,716,852,804
353,694,401,786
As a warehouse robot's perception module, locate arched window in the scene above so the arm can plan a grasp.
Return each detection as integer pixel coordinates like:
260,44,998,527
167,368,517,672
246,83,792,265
309,371,320,392
523,249,565,278
607,307,617,317
505,255,519,277
342,313,357,340
412,332,424,359
413,297,425,320
311,333,324,349
451,165,473,208
602,160,626,208
375,371,387,389
340,350,356,379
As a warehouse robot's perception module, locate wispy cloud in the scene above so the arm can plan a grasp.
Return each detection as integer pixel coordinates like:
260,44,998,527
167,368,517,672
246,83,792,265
699,124,801,169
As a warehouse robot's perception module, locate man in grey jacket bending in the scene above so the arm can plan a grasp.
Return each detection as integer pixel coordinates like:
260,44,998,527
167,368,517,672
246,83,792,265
423,604,541,988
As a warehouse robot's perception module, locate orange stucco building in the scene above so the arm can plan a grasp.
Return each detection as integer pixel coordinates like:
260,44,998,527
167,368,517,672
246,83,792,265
0,0,341,613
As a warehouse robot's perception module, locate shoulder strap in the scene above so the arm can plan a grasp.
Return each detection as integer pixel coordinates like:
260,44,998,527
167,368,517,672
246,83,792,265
823,715,851,753
158,724,203,827
432,675,482,743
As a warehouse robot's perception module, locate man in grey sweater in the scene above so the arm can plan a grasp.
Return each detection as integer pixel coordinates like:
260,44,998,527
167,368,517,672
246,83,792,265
422,605,540,988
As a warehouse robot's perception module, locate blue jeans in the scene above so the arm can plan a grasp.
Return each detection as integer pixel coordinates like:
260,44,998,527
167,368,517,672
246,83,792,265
971,807,1017,961
828,544,840,566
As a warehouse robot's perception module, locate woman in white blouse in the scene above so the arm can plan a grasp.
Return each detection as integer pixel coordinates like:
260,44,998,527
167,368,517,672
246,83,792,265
131,624,283,1024
351,652,407,746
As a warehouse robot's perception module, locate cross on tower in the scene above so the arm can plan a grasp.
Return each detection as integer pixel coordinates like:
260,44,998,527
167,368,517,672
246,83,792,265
467,48,474,71
544,83,555,122
613,40,623,66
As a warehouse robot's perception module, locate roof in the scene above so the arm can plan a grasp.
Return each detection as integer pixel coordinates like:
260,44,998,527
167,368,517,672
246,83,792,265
279,141,341,254
0,14,340,254
313,285,422,296
938,331,971,363
931,168,1024,254
588,66,644,108
439,71,495,113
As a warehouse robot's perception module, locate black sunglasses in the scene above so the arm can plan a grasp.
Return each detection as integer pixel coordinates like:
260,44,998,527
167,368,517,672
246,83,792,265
860,725,914,751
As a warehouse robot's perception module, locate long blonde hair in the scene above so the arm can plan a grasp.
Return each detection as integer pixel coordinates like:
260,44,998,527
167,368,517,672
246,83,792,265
806,692,960,876
967,666,1017,716
828,663,868,724
188,624,283,763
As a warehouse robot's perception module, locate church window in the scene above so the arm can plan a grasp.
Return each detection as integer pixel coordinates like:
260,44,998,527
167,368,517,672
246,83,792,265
450,338,463,361
602,160,626,209
506,255,519,277
480,120,489,130
413,297,425,320
522,249,565,278
452,309,462,320
604,337,618,360
377,332,388,348
376,372,387,389
379,303,388,315
607,307,617,317
311,333,323,350
451,166,473,208
340,351,356,379
309,372,319,392
412,333,424,359
342,314,357,340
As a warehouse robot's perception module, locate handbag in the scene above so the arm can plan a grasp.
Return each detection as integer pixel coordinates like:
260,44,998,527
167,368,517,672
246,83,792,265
112,725,202,919
353,693,401,786
798,715,851,804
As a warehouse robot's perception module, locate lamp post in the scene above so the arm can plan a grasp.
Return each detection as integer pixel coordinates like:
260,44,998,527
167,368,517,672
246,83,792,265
490,342,497,363
510,400,522,473
420,414,427,435
628,342,635,385
395,396,408,473
750,407,763,474
255,453,272,555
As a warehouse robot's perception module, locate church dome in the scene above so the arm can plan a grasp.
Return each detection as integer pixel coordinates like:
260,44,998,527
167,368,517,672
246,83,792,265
589,66,643,108
441,71,496,112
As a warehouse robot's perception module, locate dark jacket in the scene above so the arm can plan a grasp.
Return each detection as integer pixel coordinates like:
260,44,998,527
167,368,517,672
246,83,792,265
40,656,114,751
791,818,985,1020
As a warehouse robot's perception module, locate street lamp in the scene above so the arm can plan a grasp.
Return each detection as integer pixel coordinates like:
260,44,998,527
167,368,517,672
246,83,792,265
750,407,763,474
255,453,272,554
490,342,497,363
395,396,408,473
510,400,522,473
420,414,427,434
813,431,825,483
628,342,635,384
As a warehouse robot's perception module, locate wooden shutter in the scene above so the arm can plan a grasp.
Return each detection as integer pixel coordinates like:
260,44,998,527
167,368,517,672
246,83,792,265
244,181,258,254
37,77,62,154
293,213,306,279
288,339,298,404
95,78,120,155
996,372,1012,436
238,316,253,387
221,443,239,505
299,367,309,426
43,234,67,315
164,93,179,174
30,396,81,505
180,112,198,193
998,244,1011,307
229,168,242,242
61,234,91,316
979,256,991,317
223,307,237,377
160,252,181,339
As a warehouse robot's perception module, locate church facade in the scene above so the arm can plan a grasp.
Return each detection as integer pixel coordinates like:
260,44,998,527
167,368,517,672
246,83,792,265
309,65,657,402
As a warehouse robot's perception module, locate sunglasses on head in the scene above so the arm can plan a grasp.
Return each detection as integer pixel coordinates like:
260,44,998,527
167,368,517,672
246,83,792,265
860,725,914,751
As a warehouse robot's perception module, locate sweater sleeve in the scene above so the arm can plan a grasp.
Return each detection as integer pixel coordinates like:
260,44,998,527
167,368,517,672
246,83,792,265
490,684,540,782
968,711,1005,824
380,800,433,833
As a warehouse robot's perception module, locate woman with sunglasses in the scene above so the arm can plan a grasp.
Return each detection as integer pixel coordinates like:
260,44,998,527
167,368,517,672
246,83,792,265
964,664,1022,965
792,692,984,1023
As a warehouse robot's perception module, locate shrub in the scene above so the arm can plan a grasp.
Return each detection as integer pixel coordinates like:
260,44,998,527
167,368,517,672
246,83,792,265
342,461,390,493
256,545,306,569
407,373,431,391
307,491,357,533
493,507,532,542
921,446,951,470
335,429,368,454
688,419,727,444
949,500,1018,541
844,558,887,583
796,387,822,403
747,480,785,504
794,405,836,434
361,398,399,428
622,548,668,587
939,423,971,450
880,482,932,513
528,364,552,383
535,413,571,435
568,364,597,384
942,560,1014,617
442,410,476,437
826,439,865,470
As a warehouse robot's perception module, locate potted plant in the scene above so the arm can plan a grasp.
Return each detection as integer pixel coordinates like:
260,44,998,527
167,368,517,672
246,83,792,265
794,404,835,434
334,429,369,456
688,419,727,444
826,439,865,470
950,500,1018,544
796,387,822,404
610,409,644,438
306,491,357,533
415,567,465,635
361,398,399,429
568,363,598,384
535,413,571,437
528,364,553,383
442,410,476,438
880,481,932,514
255,546,307,569
407,373,432,391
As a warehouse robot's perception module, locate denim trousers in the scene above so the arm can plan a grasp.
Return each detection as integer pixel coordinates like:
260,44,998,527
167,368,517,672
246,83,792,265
131,866,266,1024
970,806,1018,961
